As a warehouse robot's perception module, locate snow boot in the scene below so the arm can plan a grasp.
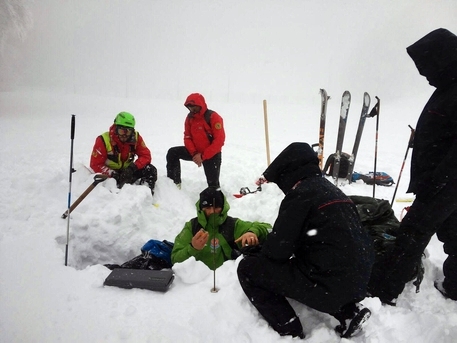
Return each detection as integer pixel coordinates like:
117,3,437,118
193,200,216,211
334,303,371,338
434,280,457,300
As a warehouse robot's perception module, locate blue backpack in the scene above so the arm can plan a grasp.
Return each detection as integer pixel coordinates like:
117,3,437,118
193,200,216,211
352,172,395,186
141,240,174,268
105,239,174,271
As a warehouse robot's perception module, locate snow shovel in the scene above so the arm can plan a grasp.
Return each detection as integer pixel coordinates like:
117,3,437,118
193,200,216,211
61,174,108,218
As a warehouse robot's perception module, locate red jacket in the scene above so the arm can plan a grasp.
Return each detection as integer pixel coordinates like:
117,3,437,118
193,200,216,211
90,124,152,175
183,93,225,160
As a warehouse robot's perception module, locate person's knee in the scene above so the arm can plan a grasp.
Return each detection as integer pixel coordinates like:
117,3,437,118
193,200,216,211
237,256,262,278
144,164,157,178
166,147,180,160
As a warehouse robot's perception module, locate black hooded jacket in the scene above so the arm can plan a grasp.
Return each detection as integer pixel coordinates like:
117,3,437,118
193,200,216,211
406,28,457,195
261,142,374,313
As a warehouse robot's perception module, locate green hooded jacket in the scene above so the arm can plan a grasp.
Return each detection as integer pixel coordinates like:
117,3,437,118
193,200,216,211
171,195,271,270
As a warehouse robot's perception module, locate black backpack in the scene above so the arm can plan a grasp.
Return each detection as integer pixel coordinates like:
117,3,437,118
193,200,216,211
105,240,174,271
323,152,351,178
349,195,424,292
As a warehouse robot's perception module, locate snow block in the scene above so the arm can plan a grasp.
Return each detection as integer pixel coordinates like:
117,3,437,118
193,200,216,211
104,268,174,292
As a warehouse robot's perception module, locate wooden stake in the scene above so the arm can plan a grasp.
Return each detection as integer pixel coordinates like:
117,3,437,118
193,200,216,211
263,99,271,166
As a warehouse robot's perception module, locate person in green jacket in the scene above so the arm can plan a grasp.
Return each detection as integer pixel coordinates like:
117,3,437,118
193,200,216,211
171,187,271,270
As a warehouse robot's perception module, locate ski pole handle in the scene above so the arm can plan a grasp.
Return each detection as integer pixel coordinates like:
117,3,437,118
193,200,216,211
71,115,75,140
407,125,415,148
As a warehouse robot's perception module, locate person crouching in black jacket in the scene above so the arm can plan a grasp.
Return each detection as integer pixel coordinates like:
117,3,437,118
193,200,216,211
237,142,374,339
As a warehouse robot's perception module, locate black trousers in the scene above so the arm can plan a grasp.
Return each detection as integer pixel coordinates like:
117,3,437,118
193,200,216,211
371,180,457,300
115,164,156,190
166,146,221,188
237,256,362,336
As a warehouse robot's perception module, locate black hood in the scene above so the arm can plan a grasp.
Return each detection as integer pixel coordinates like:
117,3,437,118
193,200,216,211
262,142,322,193
407,28,457,89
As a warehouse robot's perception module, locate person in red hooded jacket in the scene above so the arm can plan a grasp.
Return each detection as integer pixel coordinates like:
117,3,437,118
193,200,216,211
90,111,157,195
166,93,225,188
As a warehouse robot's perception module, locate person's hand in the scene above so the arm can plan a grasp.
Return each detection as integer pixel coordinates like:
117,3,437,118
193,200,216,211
192,153,203,167
235,232,259,247
255,175,268,186
191,229,209,250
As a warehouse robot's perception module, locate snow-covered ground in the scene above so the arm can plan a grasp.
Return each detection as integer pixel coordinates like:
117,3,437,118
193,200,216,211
1,1,457,342
1,91,457,343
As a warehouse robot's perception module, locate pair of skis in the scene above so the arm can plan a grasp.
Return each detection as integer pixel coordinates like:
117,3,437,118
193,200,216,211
319,90,372,185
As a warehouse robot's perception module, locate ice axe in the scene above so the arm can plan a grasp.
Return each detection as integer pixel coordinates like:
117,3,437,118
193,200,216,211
61,174,109,219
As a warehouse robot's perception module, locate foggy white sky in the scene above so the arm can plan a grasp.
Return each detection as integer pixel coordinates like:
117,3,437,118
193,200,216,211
1,0,457,103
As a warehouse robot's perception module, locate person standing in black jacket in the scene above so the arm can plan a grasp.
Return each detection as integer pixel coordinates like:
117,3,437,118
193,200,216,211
369,28,457,304
237,142,374,339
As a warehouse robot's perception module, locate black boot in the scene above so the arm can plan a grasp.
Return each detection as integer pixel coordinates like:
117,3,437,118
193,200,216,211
333,302,371,338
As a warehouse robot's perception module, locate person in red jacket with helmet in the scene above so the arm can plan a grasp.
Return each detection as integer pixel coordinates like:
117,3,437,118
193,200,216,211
166,93,225,188
90,111,157,195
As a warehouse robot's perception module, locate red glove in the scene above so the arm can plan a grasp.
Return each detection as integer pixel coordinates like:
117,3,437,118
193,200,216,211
255,176,268,186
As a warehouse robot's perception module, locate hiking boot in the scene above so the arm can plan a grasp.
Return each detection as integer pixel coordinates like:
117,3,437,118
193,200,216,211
434,280,457,300
277,316,306,339
335,303,371,338
176,183,181,190
380,296,397,306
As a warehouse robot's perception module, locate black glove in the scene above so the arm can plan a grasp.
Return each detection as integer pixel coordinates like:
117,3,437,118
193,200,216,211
118,164,138,187
111,170,120,181
240,244,263,257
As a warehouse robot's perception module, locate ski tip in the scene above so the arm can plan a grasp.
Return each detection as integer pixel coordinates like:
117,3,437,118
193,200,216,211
152,203,160,207
233,194,243,198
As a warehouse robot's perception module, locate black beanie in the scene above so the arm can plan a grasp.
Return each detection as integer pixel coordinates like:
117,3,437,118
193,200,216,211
199,187,224,209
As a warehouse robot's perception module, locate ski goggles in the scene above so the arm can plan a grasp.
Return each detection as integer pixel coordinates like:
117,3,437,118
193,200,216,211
116,126,133,136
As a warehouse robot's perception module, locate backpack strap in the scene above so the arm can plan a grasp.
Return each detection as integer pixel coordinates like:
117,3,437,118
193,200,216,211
322,153,335,176
191,217,199,236
219,216,239,252
203,109,214,143
204,109,213,126
100,132,138,166
186,109,214,143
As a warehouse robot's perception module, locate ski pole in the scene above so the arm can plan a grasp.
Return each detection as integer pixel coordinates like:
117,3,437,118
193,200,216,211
391,125,415,206
210,198,219,293
65,115,76,266
61,174,109,219
368,96,380,198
